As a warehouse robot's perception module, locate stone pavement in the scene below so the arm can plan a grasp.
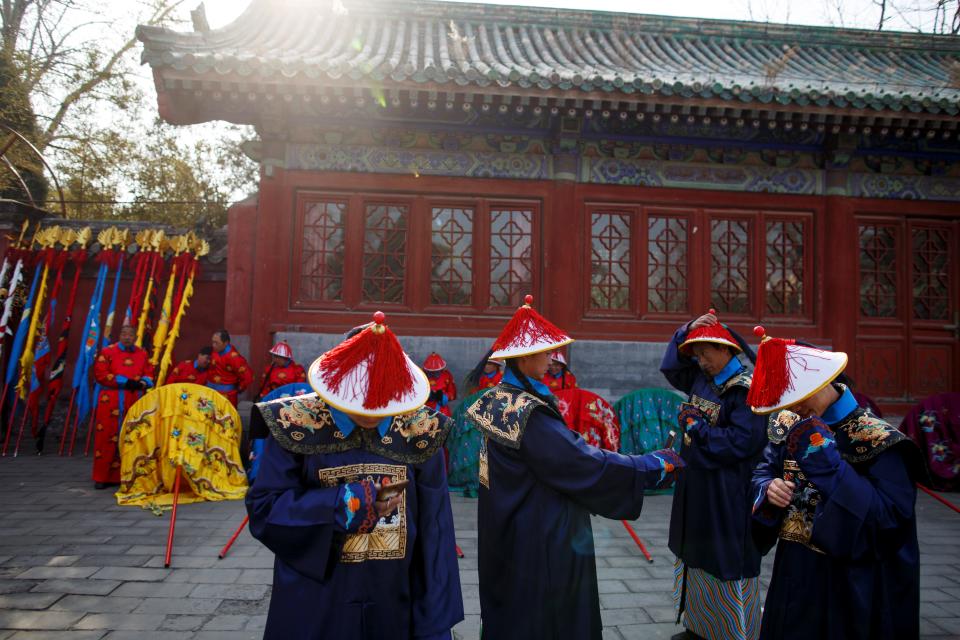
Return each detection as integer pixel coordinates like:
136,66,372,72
0,456,958,639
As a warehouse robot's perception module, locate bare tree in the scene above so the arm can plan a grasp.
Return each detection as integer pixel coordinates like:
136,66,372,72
1,0,257,224
2,0,190,152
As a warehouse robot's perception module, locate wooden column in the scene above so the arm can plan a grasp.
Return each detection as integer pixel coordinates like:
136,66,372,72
822,196,857,363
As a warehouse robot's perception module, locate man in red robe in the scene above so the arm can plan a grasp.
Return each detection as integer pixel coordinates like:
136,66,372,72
165,346,212,385
423,352,457,417
255,341,307,401
92,325,154,489
207,329,253,406
542,351,577,390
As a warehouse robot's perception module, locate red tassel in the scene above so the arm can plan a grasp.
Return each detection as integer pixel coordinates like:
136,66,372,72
319,313,414,411
492,301,569,353
747,337,795,408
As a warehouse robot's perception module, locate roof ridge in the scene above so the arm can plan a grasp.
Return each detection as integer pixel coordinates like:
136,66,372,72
336,0,960,50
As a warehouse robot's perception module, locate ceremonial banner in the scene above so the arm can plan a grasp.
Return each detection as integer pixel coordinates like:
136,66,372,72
71,253,110,427
116,383,248,509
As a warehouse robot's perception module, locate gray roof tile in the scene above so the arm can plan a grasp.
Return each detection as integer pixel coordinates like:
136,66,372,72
137,0,960,115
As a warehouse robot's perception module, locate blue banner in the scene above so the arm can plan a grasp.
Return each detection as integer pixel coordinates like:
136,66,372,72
5,264,42,387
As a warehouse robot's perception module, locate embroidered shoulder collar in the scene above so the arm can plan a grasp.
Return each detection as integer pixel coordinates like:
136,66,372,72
466,384,557,450
833,407,903,463
253,393,450,465
767,410,802,444
714,370,751,395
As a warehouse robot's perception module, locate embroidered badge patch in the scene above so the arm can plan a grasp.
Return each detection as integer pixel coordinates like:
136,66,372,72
318,463,408,563
689,395,721,426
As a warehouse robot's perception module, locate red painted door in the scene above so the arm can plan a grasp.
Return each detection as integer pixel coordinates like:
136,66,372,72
855,217,959,406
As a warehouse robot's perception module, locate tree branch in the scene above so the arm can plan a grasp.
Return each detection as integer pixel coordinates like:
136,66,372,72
40,0,188,149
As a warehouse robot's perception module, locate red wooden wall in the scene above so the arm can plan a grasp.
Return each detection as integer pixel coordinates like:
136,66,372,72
228,168,960,411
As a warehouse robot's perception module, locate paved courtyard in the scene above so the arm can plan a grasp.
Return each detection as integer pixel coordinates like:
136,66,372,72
0,455,958,639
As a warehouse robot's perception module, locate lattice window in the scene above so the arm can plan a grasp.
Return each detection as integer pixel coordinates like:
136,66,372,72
299,200,345,302
489,208,533,307
912,227,950,320
431,207,474,306
711,219,750,314
765,220,805,315
647,216,688,313
859,224,898,318
589,213,631,311
362,204,408,304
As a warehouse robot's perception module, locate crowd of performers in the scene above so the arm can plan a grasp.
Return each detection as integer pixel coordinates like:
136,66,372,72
0,222,926,640
0,224,214,460
237,296,925,640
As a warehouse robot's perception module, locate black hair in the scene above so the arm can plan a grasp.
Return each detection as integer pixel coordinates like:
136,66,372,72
793,339,856,389
199,346,213,356
506,359,556,409
215,329,231,343
723,325,757,365
344,323,372,341
464,348,495,391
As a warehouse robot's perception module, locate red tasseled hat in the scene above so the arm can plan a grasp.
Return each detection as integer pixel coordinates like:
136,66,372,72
678,309,742,356
490,295,573,359
422,352,447,371
747,325,848,415
269,341,293,359
307,311,430,416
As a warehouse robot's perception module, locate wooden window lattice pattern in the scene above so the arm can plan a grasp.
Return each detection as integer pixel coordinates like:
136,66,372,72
362,204,408,304
912,227,951,320
765,220,805,315
710,219,750,314
859,224,898,318
590,213,631,311
489,208,533,307
299,200,345,302
430,207,474,306
647,216,688,313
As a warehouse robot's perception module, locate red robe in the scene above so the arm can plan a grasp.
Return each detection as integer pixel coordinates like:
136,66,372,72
256,361,307,400
471,370,503,394
165,360,209,386
92,343,155,483
207,344,253,406
426,369,458,417
542,370,577,391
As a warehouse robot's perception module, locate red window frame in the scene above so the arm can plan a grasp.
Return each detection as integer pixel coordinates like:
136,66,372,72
583,203,813,323
291,190,540,315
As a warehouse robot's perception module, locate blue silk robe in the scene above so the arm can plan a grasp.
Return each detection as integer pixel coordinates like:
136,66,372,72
750,388,924,640
467,372,680,640
661,326,768,581
246,394,464,640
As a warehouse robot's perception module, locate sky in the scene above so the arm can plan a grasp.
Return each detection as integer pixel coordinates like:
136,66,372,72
195,0,943,34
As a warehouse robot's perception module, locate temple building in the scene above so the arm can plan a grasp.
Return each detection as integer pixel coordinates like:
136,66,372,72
137,0,960,412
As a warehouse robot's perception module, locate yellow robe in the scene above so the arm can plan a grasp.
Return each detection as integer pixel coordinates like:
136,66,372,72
116,383,248,508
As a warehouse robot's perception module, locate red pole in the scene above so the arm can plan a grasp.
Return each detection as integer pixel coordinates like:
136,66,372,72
82,411,95,457
57,389,76,456
1,395,20,456
621,520,654,563
218,515,249,559
918,483,960,515
164,465,183,568
12,403,31,457
0,382,9,427
66,409,82,456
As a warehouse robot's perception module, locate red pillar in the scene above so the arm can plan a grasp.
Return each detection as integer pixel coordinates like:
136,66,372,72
542,180,582,334
822,196,857,365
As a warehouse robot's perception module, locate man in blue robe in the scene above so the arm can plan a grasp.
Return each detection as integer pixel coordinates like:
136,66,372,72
661,310,767,640
246,312,464,639
748,327,924,640
466,295,684,640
